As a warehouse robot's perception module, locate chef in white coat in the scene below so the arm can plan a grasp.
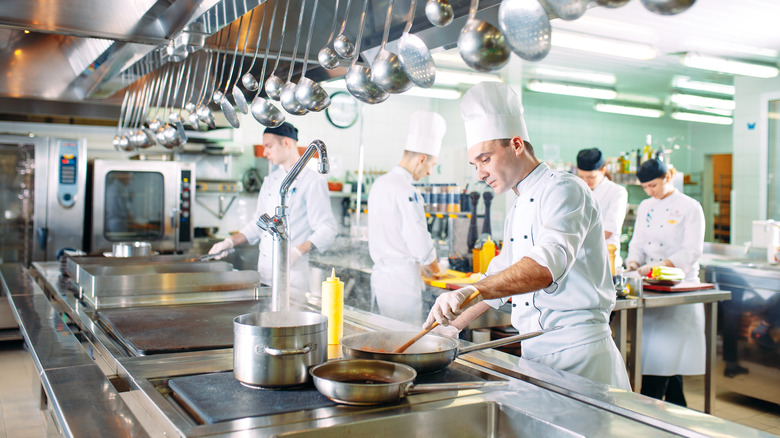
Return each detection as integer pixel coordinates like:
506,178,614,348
576,148,628,268
625,158,705,406
368,111,447,325
209,122,338,291
423,82,631,390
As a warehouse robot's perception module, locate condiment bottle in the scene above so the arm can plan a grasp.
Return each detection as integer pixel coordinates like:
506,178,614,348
321,268,344,345
477,237,496,274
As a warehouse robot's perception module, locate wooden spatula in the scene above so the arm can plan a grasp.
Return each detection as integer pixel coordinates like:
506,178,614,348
393,289,481,353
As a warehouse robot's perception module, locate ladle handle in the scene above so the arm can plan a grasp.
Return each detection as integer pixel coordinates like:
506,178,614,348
404,0,418,34
380,0,395,50
468,0,478,18
350,0,371,66
393,289,481,353
457,326,561,355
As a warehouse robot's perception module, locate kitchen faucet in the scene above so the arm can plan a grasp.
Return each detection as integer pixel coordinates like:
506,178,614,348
257,139,329,311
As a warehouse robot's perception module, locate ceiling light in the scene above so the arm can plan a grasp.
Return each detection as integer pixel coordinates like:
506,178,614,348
671,111,733,125
529,66,616,85
614,93,663,106
684,37,778,59
670,93,734,110
672,76,735,95
673,105,733,117
595,103,664,118
680,53,779,78
323,79,461,100
553,31,658,60
526,80,617,99
435,70,502,86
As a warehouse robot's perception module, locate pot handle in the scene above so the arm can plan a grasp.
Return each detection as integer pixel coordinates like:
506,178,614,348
258,342,315,356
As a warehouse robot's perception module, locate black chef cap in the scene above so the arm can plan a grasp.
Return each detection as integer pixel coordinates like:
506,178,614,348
264,122,299,141
576,148,605,171
636,158,668,183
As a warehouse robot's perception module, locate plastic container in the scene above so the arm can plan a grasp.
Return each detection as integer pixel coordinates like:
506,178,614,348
321,269,344,345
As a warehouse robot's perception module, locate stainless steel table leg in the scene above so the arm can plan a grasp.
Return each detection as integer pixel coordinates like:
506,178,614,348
704,301,717,414
628,306,642,393
613,309,628,362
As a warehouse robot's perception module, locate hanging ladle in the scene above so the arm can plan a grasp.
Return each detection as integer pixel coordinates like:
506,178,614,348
295,0,331,111
265,0,293,101
220,15,245,128
241,3,270,91
250,0,286,127
279,0,309,115
398,0,436,88
231,9,255,114
317,0,341,69
333,0,356,59
345,0,388,104
196,52,218,130
425,0,453,27
545,0,589,20
184,53,203,130
112,88,133,151
458,0,510,72
372,0,412,94
498,0,551,62
212,1,232,105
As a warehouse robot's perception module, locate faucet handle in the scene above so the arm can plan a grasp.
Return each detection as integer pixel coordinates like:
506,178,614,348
257,213,273,231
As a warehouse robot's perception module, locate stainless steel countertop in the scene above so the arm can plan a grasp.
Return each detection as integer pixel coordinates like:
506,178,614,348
4,262,775,437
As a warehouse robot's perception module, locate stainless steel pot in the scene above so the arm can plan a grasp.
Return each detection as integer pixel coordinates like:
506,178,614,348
233,311,327,388
112,241,152,257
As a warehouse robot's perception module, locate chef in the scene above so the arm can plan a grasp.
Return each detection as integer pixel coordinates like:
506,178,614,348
368,111,447,325
423,82,631,390
576,148,628,269
625,158,705,406
209,122,338,291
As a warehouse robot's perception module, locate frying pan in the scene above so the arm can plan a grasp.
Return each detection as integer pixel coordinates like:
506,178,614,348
342,328,551,374
310,359,505,405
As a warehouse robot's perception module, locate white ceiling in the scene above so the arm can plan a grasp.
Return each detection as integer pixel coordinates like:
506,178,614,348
437,0,780,105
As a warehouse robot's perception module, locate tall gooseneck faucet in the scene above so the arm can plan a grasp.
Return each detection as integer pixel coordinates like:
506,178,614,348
257,140,329,311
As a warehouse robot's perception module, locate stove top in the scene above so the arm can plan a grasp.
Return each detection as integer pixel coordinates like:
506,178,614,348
168,366,487,424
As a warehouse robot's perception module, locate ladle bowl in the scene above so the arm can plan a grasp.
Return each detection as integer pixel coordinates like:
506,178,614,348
232,87,249,114
640,0,695,15
212,90,224,104
458,18,510,72
295,78,331,111
334,35,356,59
498,0,551,62
545,0,588,20
372,50,413,94
265,75,285,100
346,64,389,104
196,105,216,130
425,0,454,27
318,47,339,70
251,97,286,127
242,72,259,91
280,82,309,115
596,0,630,6
220,95,241,128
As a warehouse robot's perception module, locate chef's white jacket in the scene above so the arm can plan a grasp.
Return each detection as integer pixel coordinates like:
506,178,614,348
240,166,337,291
626,189,706,376
592,178,628,252
368,166,437,324
483,163,630,390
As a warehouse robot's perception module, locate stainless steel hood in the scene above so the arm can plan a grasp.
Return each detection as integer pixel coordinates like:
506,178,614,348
0,0,505,124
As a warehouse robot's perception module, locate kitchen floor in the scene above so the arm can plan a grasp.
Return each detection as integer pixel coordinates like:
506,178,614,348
0,340,779,437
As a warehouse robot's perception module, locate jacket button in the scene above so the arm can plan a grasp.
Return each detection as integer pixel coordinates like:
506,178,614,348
524,235,528,239
510,238,514,242
525,302,530,306
512,303,516,307
530,198,534,202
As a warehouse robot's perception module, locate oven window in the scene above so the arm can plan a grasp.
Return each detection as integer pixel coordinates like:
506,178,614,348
104,171,164,241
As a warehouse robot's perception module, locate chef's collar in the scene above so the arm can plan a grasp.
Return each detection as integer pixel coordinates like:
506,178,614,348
514,162,548,196
394,165,414,182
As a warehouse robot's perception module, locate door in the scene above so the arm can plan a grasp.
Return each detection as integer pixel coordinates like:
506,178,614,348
712,154,732,243
0,142,35,265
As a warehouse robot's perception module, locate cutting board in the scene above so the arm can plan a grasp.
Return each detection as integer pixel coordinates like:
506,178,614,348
423,270,481,289
642,281,715,292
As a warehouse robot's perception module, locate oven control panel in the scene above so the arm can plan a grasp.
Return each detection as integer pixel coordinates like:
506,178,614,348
179,170,192,243
57,140,80,208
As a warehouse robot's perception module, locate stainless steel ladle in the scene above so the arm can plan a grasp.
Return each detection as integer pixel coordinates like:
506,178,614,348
398,0,436,88
241,4,270,91
251,0,286,127
295,0,331,111
425,0,453,27
640,0,696,15
345,0,388,104
372,0,412,94
219,15,244,128
333,0,355,59
231,9,255,114
279,0,309,115
498,0,551,62
265,0,292,101
317,0,341,69
458,0,510,72
545,0,589,20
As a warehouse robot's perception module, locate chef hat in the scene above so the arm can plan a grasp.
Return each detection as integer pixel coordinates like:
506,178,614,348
460,82,529,150
264,121,299,141
636,158,668,183
404,111,447,157
576,148,605,171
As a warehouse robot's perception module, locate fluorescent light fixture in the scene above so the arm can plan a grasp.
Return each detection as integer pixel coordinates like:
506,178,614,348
614,93,663,106
526,80,617,99
671,111,733,125
685,37,778,59
670,93,734,110
530,66,616,85
322,79,461,100
680,53,779,78
553,31,658,60
672,76,735,95
595,103,664,118
674,105,733,117
435,70,502,86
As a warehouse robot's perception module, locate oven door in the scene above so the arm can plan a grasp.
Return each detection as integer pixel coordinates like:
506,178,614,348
90,160,194,254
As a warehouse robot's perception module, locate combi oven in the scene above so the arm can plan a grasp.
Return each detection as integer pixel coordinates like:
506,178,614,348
88,159,195,254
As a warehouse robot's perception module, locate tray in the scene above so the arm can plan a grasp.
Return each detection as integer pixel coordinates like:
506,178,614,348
642,282,715,292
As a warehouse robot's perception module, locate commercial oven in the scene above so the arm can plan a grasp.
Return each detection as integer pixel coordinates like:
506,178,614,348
88,159,195,254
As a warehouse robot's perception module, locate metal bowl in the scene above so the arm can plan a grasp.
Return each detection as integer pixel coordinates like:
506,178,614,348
112,242,152,257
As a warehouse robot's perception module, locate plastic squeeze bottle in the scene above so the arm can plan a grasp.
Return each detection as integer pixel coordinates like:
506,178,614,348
321,269,344,345
478,237,496,274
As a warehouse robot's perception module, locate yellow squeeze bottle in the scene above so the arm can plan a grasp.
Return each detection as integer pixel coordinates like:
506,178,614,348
321,269,344,345
477,237,496,274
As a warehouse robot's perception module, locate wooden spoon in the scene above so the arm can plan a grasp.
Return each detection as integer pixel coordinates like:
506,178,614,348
393,289,481,353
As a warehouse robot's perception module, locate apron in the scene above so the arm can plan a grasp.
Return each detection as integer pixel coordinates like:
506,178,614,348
371,263,424,326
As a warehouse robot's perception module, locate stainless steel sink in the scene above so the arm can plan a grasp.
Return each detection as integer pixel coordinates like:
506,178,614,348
275,401,582,438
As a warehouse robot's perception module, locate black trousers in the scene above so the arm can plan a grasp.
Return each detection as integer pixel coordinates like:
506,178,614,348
640,375,687,407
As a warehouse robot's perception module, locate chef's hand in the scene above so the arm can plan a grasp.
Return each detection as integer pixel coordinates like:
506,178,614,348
637,264,655,277
290,247,303,265
208,238,234,259
430,324,461,339
423,285,481,328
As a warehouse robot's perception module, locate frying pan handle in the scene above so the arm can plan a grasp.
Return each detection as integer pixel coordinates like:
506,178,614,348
457,326,561,355
408,381,507,394
259,342,315,356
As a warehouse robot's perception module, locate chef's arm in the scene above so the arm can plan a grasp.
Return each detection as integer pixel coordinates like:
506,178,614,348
423,259,444,277
296,241,313,254
445,301,491,331
474,257,553,300
604,231,613,241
